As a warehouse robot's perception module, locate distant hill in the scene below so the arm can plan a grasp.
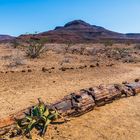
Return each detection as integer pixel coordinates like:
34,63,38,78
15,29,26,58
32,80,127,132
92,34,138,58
0,35,14,42
34,20,140,43
38,20,127,43
126,33,140,39
5,20,140,43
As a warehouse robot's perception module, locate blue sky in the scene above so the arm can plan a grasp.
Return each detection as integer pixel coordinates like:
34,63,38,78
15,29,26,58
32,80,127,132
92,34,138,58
0,0,140,36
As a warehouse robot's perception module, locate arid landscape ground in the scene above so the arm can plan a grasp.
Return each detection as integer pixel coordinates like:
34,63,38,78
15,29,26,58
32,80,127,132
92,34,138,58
0,42,140,140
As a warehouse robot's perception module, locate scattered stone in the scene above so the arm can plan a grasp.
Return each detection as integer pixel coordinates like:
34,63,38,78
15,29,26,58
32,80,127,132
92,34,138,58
135,79,139,82
42,67,47,72
59,67,66,71
10,71,14,73
78,66,85,69
54,126,57,130
28,69,32,72
122,81,128,84
0,128,9,136
96,63,99,67
106,63,114,67
90,65,95,68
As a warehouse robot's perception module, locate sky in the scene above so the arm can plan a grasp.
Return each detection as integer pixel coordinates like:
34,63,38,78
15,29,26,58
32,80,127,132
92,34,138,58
0,0,140,36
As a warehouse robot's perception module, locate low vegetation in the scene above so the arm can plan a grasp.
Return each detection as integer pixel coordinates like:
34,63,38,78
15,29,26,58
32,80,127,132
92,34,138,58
11,39,19,48
12,99,59,139
8,51,25,68
103,40,114,47
134,44,140,50
25,37,45,58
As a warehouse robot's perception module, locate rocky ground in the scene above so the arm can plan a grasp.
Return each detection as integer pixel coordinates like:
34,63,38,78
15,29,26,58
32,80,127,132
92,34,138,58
0,43,140,140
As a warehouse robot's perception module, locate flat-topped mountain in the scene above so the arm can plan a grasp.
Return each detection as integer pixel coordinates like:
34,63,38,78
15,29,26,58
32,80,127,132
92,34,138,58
8,20,140,43
35,20,140,43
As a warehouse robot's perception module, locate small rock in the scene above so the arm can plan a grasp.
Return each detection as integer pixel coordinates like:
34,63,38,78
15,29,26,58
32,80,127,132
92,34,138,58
122,81,128,84
135,79,139,82
106,63,114,67
21,70,26,72
96,63,99,67
90,65,95,68
28,69,32,72
51,67,55,69
42,67,47,72
59,67,66,71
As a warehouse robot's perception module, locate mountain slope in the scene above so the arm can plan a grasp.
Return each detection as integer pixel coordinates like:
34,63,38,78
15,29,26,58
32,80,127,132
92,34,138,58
0,35,14,41
19,20,140,43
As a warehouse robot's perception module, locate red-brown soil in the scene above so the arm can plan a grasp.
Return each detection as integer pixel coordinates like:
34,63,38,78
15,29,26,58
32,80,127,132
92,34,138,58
0,43,140,140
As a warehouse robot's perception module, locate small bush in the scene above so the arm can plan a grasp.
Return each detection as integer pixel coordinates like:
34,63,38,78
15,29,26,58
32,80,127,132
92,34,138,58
7,50,25,68
103,40,114,47
125,41,131,46
134,44,140,50
26,37,45,58
11,39,19,48
13,99,60,138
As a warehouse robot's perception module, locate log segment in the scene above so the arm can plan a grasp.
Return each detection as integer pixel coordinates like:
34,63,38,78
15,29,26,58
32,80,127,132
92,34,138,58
0,80,140,129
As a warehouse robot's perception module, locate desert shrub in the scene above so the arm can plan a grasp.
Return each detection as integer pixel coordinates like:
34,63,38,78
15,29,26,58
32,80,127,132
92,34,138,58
13,99,60,138
125,41,131,46
39,37,48,43
79,47,85,55
134,44,140,50
64,42,74,54
103,40,114,47
26,37,45,58
11,39,19,48
7,50,25,68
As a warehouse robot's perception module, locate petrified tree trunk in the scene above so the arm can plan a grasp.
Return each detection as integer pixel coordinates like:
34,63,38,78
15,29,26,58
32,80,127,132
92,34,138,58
0,80,140,129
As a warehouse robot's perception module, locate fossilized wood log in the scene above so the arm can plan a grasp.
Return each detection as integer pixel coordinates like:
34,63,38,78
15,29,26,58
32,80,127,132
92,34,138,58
0,80,140,129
